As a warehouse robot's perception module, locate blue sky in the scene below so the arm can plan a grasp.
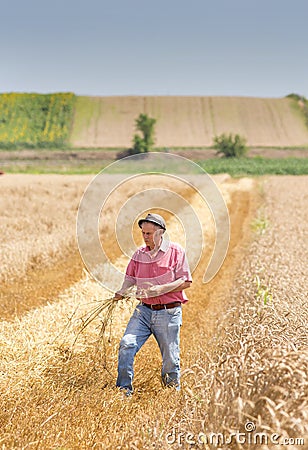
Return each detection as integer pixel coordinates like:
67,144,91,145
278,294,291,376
1,0,307,97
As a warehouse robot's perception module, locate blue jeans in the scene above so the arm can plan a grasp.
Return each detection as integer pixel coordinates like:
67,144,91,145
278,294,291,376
116,304,182,394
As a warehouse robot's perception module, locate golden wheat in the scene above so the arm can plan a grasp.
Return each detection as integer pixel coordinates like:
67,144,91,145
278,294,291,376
0,175,306,450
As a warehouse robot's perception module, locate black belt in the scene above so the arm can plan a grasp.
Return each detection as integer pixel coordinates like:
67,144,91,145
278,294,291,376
142,301,181,311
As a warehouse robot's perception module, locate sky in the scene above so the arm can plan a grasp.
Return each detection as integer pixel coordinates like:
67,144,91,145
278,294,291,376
1,0,307,97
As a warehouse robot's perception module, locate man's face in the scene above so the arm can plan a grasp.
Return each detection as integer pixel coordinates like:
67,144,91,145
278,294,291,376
141,222,160,249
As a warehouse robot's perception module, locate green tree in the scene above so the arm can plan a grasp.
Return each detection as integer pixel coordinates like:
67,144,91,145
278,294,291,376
213,133,248,158
130,135,146,154
132,113,156,153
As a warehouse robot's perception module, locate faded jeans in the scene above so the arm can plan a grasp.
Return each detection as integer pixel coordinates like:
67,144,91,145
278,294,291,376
116,303,182,394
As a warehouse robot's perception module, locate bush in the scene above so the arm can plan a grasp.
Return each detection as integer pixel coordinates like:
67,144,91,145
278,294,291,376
286,93,308,129
117,113,157,159
134,113,156,153
131,113,156,155
213,133,248,158
131,134,146,154
286,93,305,102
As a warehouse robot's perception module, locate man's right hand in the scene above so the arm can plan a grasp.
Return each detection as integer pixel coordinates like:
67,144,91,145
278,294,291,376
113,293,124,301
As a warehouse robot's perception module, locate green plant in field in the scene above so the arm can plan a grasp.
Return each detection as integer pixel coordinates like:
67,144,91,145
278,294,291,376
286,93,308,129
254,275,272,306
117,113,157,158
213,133,248,158
251,212,270,235
132,113,156,154
286,93,305,102
130,134,146,154
196,157,308,176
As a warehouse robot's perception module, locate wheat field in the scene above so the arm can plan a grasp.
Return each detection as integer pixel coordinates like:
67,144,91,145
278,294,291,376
0,173,307,449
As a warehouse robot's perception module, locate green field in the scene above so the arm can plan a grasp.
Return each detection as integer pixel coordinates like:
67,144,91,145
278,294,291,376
2,157,308,176
197,157,308,176
0,93,76,148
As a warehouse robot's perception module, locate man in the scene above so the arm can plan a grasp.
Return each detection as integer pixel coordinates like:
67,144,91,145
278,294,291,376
114,213,192,396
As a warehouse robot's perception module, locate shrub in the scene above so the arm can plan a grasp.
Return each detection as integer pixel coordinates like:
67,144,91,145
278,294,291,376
134,113,156,153
213,133,248,158
131,113,156,155
117,113,157,159
131,134,146,154
286,93,305,102
286,93,308,129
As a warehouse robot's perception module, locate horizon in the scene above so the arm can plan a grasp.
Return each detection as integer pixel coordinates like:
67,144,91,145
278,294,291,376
0,92,300,99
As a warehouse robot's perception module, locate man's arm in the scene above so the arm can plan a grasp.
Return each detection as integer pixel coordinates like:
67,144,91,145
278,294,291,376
168,280,191,293
114,276,135,300
145,277,191,297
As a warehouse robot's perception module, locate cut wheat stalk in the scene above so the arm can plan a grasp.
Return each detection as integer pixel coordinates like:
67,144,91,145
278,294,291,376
68,286,137,364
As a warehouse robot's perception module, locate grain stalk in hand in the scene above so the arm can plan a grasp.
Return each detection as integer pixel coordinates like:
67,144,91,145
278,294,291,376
70,287,136,359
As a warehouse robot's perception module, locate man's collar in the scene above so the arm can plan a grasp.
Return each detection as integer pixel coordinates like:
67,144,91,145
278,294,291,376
160,237,169,252
142,237,170,253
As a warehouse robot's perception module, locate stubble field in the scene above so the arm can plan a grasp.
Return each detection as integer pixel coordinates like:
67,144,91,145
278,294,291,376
70,96,308,148
0,173,307,449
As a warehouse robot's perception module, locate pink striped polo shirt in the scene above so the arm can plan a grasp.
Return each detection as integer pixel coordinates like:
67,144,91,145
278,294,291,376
124,239,192,304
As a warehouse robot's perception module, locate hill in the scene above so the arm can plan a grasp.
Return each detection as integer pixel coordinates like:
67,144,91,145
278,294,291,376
70,96,308,148
1,94,308,149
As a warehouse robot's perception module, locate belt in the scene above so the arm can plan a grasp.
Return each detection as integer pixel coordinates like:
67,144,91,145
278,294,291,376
142,301,181,311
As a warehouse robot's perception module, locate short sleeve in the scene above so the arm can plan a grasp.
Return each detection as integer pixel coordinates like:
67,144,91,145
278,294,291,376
175,247,192,282
125,256,136,279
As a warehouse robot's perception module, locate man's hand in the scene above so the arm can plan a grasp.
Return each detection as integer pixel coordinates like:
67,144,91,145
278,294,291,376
113,293,124,301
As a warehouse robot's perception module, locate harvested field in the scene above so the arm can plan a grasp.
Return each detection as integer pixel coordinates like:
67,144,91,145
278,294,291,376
70,96,308,148
0,174,307,449
0,173,195,318
0,175,89,318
